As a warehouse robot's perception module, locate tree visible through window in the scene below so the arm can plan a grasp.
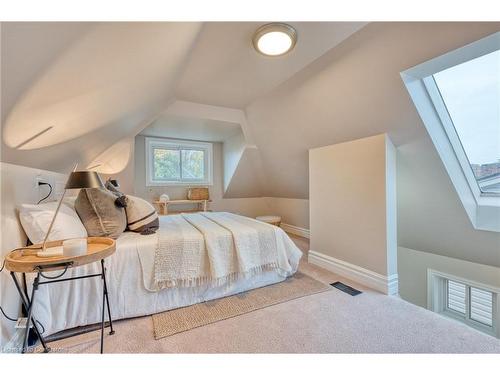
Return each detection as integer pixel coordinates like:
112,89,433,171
433,50,500,194
154,148,180,180
181,149,205,180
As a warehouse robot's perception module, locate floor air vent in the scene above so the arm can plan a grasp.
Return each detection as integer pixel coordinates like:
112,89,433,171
330,281,362,296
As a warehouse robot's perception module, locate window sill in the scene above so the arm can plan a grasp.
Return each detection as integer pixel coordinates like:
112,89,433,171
476,203,500,232
146,181,213,187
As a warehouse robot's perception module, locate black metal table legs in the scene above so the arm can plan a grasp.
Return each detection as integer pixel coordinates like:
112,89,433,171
10,272,49,353
10,259,114,354
100,259,114,353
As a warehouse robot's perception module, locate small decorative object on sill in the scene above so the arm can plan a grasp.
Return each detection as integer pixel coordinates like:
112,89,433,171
187,187,209,201
159,194,170,203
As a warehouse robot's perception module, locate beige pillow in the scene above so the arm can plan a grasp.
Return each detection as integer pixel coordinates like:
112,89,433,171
75,188,126,239
125,196,159,234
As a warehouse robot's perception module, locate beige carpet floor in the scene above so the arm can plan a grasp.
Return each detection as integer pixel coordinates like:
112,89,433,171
45,235,500,353
153,272,330,339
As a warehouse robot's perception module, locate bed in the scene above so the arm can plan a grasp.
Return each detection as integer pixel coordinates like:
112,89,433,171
28,212,302,337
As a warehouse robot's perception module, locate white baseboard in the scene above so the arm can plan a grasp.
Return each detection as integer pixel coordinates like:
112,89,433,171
308,250,399,295
281,223,310,239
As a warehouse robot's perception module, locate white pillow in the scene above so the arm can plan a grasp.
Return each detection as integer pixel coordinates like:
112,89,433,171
18,201,88,245
62,195,78,209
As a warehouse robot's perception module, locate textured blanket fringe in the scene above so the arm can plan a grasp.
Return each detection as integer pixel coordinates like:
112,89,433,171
153,262,282,290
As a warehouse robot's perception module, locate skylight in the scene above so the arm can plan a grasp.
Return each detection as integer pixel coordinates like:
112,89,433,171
401,31,500,232
433,50,500,195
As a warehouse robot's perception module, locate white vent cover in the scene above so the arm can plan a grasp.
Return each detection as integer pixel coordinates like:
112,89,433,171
447,280,466,314
470,287,493,327
447,279,493,327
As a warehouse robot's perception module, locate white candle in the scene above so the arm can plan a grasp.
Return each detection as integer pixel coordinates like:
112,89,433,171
63,238,88,257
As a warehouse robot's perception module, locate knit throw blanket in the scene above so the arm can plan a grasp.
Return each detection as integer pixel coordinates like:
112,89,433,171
137,212,299,291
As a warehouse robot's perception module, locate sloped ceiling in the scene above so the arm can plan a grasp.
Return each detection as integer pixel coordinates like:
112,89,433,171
245,22,500,198
1,22,202,172
175,22,367,108
223,147,265,198
1,21,365,181
2,22,499,201
139,115,242,142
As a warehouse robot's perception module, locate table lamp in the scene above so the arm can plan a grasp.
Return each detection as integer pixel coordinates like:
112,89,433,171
39,170,104,256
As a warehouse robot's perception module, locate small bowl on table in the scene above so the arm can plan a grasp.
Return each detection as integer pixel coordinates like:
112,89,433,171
63,238,88,257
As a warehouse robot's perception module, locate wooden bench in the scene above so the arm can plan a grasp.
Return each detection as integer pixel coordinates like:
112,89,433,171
153,199,211,215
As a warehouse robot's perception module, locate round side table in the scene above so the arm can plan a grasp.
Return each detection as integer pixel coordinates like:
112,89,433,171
5,237,116,354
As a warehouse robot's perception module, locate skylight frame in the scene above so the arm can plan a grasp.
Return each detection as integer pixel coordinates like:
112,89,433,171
421,75,486,198
401,32,500,232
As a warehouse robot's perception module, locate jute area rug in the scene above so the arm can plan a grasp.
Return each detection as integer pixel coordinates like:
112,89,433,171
152,272,331,339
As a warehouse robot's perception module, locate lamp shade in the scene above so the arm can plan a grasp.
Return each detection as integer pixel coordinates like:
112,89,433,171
65,171,104,190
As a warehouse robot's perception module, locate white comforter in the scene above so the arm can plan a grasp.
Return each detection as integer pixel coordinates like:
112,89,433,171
138,212,299,291
29,213,302,336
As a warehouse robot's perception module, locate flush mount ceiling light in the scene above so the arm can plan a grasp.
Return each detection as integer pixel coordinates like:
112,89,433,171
253,23,297,57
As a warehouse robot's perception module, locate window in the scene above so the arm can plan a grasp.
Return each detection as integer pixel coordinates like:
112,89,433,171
401,32,500,232
428,270,499,337
433,50,500,195
146,138,213,186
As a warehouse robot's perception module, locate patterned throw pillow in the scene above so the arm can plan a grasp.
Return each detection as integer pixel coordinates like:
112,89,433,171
75,188,127,239
105,179,128,208
125,196,159,235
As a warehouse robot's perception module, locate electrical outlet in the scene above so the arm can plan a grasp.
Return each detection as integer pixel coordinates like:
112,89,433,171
35,175,51,187
34,175,43,188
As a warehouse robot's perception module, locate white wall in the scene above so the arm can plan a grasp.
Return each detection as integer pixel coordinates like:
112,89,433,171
264,198,309,229
0,162,69,348
309,134,397,278
89,137,136,195
222,131,245,193
398,246,500,309
397,137,500,268
222,147,264,199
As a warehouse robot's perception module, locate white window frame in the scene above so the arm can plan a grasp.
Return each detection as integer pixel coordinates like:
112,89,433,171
145,137,213,186
427,269,500,338
400,31,500,232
